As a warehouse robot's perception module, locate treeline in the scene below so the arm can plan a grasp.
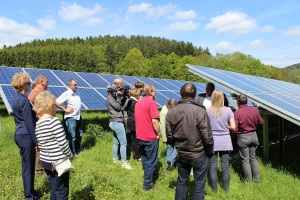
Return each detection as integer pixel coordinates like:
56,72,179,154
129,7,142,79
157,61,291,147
0,35,297,83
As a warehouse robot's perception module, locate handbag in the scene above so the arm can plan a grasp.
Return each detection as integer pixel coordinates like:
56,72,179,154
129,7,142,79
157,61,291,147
53,157,74,177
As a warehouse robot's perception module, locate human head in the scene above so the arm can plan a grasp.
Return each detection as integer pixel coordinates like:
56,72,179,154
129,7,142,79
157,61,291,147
180,83,196,100
114,78,123,88
11,72,31,93
135,81,144,93
68,79,78,92
211,90,224,108
166,99,178,110
206,82,215,97
142,84,156,100
129,88,140,100
237,94,247,106
33,91,56,116
33,75,48,90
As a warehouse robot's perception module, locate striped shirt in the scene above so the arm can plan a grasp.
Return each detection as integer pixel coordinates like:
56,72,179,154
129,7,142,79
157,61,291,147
35,116,71,163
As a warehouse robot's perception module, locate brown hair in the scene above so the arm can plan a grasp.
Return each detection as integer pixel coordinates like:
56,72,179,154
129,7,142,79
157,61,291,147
142,84,155,96
129,88,140,98
180,83,196,99
11,72,30,92
135,81,144,89
166,99,178,110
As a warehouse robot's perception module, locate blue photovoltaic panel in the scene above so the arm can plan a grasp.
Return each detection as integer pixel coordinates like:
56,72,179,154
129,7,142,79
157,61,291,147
187,64,300,126
0,85,17,113
154,91,169,107
0,66,23,84
167,80,185,89
77,88,106,110
52,70,90,87
96,89,109,100
158,91,181,101
98,74,119,85
24,68,64,86
135,77,153,86
77,72,109,88
151,78,180,90
47,87,68,98
118,75,139,87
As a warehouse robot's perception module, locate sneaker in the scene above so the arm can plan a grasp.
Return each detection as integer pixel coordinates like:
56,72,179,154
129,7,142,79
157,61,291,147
167,161,174,170
122,161,133,170
113,159,121,164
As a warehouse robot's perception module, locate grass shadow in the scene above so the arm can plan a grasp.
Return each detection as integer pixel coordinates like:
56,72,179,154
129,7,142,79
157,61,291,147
71,184,95,200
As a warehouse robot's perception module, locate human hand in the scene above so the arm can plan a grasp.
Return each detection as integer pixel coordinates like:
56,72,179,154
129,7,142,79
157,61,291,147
65,107,74,113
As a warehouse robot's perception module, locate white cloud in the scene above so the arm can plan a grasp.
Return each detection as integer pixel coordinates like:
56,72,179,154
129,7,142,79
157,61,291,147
168,20,199,31
84,17,103,25
285,26,300,36
58,3,102,23
250,40,266,49
215,41,242,52
127,2,176,18
174,10,197,19
37,16,56,30
206,11,257,34
260,25,275,32
0,18,45,47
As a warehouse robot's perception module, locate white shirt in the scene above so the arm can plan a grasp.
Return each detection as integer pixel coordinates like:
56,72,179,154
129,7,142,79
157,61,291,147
203,96,212,109
57,88,82,120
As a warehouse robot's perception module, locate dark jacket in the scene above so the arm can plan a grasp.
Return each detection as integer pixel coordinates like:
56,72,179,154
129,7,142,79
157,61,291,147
12,92,38,146
166,99,214,160
106,93,124,122
125,97,138,131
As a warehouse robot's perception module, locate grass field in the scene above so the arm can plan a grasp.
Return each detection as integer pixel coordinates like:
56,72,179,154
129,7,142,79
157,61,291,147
0,102,299,200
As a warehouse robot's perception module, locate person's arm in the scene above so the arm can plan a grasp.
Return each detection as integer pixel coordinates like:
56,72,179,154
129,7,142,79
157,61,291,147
28,90,38,103
152,118,160,139
228,117,236,131
22,99,38,146
55,101,74,113
159,107,167,142
166,112,174,145
108,95,124,111
256,109,264,125
199,111,214,157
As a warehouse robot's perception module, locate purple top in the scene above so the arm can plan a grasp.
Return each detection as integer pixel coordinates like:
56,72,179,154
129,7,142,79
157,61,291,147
207,107,234,151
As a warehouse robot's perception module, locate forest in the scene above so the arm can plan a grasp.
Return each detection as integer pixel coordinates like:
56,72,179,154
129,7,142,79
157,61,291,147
0,35,299,84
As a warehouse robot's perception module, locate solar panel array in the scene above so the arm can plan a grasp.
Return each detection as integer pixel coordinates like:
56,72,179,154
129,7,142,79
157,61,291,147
0,66,231,114
187,64,300,126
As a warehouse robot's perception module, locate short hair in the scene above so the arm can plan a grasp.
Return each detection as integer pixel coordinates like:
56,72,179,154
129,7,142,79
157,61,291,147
114,78,123,86
33,91,56,115
207,82,215,91
237,94,247,105
142,84,155,96
11,72,30,92
135,81,144,89
129,88,140,98
68,79,76,86
166,99,178,110
180,83,196,99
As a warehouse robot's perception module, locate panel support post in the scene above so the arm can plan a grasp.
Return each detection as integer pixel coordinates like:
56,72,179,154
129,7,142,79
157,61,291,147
263,113,269,160
279,117,284,159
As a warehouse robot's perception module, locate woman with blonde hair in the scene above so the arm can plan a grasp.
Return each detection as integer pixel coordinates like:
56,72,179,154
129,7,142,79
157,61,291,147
33,91,72,199
206,90,236,192
11,72,40,200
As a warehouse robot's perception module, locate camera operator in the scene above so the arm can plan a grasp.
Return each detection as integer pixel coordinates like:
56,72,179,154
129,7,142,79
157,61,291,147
106,79,132,170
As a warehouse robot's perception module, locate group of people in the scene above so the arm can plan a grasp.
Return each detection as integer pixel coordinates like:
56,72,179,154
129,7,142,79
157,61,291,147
11,70,263,199
107,78,264,199
11,72,83,200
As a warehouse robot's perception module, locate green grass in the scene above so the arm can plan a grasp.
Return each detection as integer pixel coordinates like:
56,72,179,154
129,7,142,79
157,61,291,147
0,103,300,199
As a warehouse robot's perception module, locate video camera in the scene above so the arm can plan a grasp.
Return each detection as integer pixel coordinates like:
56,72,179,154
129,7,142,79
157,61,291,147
106,84,130,99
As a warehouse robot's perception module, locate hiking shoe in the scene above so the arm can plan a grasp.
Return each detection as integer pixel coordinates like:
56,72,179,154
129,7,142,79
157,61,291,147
122,161,133,170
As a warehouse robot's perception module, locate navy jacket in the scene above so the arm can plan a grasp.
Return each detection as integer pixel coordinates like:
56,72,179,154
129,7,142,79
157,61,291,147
12,92,38,146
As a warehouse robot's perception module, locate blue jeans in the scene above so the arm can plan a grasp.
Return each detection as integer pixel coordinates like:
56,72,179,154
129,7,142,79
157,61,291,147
166,142,178,168
14,134,40,199
139,139,158,190
109,122,127,162
209,151,230,192
45,169,69,200
237,132,260,180
65,117,83,155
175,155,209,200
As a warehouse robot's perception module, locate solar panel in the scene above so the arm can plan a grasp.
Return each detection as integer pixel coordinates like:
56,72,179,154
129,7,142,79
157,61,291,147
151,78,180,90
24,68,64,86
187,64,300,126
98,74,118,85
77,72,109,88
77,88,106,110
52,70,90,87
118,75,139,87
0,66,23,85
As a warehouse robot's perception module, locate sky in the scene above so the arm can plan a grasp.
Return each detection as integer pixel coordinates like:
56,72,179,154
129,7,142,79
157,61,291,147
0,0,300,68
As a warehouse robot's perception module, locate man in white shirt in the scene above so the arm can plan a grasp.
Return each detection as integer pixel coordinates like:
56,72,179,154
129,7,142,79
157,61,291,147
198,83,228,109
57,79,83,157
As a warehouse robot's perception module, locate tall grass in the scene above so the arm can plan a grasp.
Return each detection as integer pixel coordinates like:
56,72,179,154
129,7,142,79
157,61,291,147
0,102,299,199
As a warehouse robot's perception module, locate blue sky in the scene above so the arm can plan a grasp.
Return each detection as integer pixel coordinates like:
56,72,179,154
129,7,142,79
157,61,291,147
1,0,300,68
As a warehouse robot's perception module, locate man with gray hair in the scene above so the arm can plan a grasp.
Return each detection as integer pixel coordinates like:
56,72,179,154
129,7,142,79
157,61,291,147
234,94,264,181
166,83,214,200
